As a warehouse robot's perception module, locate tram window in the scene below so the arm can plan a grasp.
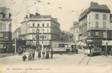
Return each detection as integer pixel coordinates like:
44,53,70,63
59,44,65,47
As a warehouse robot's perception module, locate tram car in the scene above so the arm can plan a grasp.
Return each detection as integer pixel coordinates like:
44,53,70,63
84,47,102,56
52,42,74,54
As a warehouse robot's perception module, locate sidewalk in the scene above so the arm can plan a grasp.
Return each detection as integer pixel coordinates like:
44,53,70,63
0,53,13,58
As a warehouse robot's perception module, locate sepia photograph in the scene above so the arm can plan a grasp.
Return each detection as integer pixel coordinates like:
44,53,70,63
0,0,112,73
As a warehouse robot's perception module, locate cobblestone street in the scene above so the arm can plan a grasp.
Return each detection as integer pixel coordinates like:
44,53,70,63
0,53,112,66
1,54,112,73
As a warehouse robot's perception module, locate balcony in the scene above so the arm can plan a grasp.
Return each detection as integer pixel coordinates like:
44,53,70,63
87,27,109,31
87,27,112,31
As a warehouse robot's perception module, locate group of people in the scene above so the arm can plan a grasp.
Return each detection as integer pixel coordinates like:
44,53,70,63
22,51,35,61
22,48,53,61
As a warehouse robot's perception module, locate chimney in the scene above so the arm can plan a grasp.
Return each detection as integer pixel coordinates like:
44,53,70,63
91,2,98,7
35,12,40,16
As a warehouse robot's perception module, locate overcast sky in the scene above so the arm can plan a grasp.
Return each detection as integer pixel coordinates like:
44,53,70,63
0,0,112,32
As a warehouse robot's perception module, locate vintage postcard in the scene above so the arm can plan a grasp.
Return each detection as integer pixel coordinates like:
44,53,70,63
0,0,112,73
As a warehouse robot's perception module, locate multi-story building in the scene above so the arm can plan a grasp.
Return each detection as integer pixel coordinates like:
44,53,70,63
79,2,112,52
0,7,12,53
18,13,61,49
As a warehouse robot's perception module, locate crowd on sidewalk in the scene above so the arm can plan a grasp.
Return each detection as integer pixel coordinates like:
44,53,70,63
22,48,53,61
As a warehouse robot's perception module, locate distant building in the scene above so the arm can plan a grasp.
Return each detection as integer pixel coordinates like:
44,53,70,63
79,2,112,51
60,31,73,42
0,7,12,53
14,13,61,49
13,27,25,52
13,27,21,39
70,21,79,44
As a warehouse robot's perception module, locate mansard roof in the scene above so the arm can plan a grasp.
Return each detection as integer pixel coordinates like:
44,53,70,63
79,2,110,21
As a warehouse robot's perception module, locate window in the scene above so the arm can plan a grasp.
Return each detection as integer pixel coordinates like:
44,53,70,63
47,29,49,33
37,24,40,27
88,32,91,36
103,32,107,38
33,23,35,27
42,23,44,27
95,32,99,36
47,23,49,27
59,44,65,47
103,14,106,20
95,14,99,19
103,22,106,28
9,13,11,18
89,15,91,20
95,22,99,28
3,14,5,18
0,24,5,32
32,28,35,33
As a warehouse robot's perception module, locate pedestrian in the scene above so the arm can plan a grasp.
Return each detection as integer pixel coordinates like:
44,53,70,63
42,51,45,59
46,51,49,59
50,49,53,59
38,51,41,58
22,55,27,61
76,49,78,54
28,54,32,61
32,52,35,60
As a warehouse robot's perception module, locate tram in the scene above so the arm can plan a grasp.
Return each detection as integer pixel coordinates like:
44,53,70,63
52,42,75,54
84,40,102,56
84,47,102,56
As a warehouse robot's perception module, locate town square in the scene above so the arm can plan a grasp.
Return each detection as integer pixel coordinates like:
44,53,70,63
0,0,112,73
